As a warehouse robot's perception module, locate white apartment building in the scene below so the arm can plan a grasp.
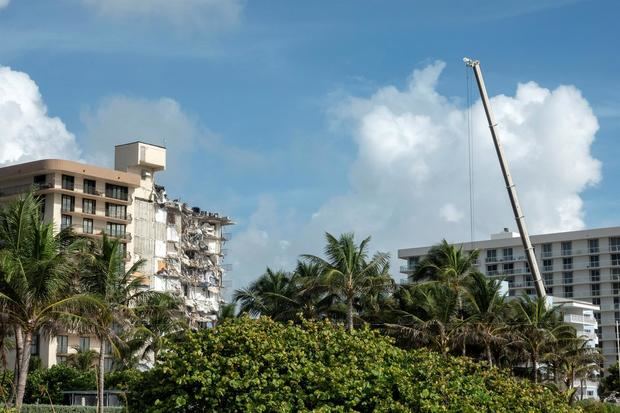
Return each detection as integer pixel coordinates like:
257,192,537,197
399,227,618,364
0,142,233,369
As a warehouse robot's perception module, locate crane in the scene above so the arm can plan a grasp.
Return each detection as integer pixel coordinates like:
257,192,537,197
463,57,546,300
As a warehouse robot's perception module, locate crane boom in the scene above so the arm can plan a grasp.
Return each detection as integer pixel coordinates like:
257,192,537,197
463,57,546,300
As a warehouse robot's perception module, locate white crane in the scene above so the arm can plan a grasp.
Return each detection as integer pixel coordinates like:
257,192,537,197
463,57,546,300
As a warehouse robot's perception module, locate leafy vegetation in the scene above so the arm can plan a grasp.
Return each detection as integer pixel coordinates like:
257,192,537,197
129,317,577,412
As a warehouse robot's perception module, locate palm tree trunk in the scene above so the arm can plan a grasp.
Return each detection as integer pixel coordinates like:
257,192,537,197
485,343,493,367
15,329,32,409
347,298,354,332
531,354,538,383
97,336,106,413
13,325,22,404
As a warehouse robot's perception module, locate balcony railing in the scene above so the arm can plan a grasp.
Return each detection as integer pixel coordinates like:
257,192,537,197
564,314,597,325
0,182,54,197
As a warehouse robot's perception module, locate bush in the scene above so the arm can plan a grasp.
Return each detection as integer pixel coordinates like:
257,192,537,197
129,317,578,412
2,405,124,412
25,364,95,405
577,399,620,413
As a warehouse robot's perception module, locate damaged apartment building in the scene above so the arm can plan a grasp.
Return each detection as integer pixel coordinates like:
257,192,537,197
119,142,234,328
0,141,233,368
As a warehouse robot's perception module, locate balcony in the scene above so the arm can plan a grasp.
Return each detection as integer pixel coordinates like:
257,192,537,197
542,251,553,258
564,314,597,325
610,246,620,253
0,182,54,198
485,257,498,263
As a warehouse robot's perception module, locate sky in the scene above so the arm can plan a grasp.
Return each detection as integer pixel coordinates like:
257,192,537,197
1,0,619,292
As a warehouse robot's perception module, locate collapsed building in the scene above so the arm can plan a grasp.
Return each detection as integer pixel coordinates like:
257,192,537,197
150,186,233,327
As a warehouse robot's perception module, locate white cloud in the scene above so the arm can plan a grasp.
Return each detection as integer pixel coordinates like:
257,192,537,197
81,0,242,30
0,0,9,10
229,61,601,288
0,66,81,165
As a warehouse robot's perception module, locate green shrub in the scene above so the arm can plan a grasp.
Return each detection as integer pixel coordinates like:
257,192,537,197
129,317,578,412
25,364,95,405
577,400,620,413
2,405,124,412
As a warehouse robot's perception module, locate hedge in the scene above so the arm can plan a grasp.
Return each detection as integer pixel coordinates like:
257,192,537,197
129,317,578,412
1,405,124,413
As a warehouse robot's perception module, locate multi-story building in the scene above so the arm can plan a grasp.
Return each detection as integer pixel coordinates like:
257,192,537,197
399,227,616,365
0,141,233,369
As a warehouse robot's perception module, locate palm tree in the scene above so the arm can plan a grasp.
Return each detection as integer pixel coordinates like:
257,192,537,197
462,271,509,366
131,293,185,364
0,193,86,408
233,268,299,320
79,234,152,413
412,240,480,299
66,346,99,371
387,284,461,356
510,295,575,383
302,232,391,331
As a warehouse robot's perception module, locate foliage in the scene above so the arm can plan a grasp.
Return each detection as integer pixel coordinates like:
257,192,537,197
2,405,124,412
129,317,576,412
24,364,95,405
577,399,620,413
600,364,620,398
0,193,88,408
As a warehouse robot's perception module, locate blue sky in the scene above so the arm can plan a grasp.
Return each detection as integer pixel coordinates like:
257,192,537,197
1,0,618,289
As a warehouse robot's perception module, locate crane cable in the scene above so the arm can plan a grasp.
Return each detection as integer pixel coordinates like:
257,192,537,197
466,65,475,249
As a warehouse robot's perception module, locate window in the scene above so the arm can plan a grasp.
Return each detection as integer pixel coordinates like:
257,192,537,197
83,218,93,234
524,262,531,274
590,255,600,268
61,175,74,190
33,174,47,189
613,254,620,266
57,335,68,354
591,283,600,296
543,259,553,272
614,283,620,295
104,358,114,373
502,248,513,261
546,287,553,295
56,356,67,363
61,195,75,212
105,184,128,201
30,334,39,356
486,249,497,262
502,262,514,274
594,312,601,324
592,297,600,306
611,237,620,252
105,203,127,219
564,285,573,298
591,269,601,282
183,284,189,297
105,222,126,238
589,239,599,253
79,337,90,352
61,214,72,230
83,179,96,195
542,243,553,258
487,264,498,275
104,340,112,355
561,241,572,256
613,268,620,281
563,257,573,270
563,271,573,284
544,273,553,286
83,199,96,215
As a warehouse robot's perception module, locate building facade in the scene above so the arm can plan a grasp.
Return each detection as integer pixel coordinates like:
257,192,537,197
0,142,233,369
399,227,617,366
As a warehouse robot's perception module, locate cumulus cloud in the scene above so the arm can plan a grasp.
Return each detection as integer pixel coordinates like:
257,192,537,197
81,0,242,30
229,61,601,288
79,95,262,189
0,0,9,10
0,66,81,165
